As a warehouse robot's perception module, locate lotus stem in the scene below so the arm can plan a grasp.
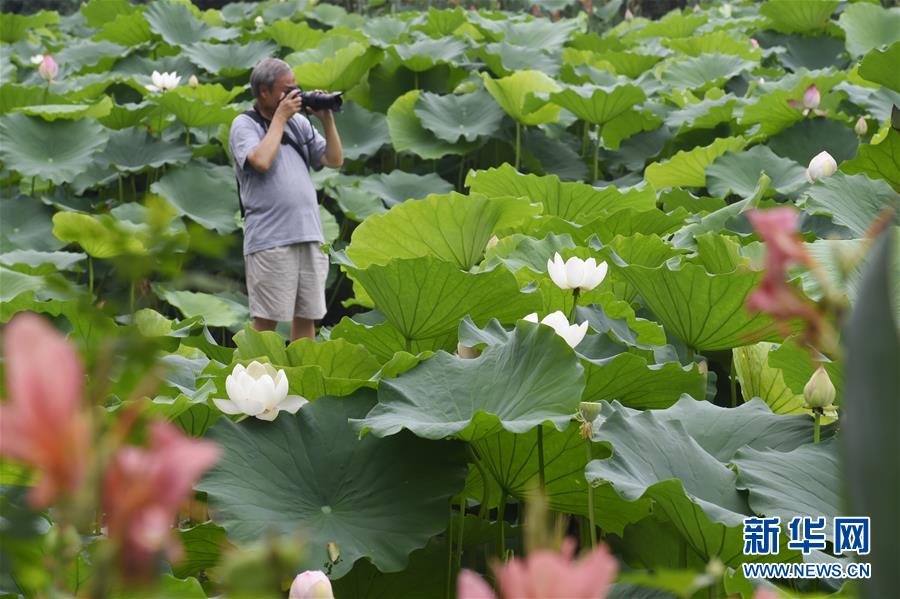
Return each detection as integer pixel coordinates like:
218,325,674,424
445,505,453,599
497,492,507,558
814,411,821,444
592,124,600,182
455,493,466,575
118,173,124,203
414,71,419,90
537,425,545,490
582,121,589,157
515,122,522,170
31,176,35,196
466,445,491,519
569,288,580,323
730,355,739,407
129,280,135,315
185,126,191,147
131,175,137,201
585,439,597,548
88,257,93,295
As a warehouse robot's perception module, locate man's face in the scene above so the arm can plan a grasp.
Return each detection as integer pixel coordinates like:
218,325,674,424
258,71,297,112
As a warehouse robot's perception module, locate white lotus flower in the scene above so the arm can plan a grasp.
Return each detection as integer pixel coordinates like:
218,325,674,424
30,54,44,65
547,253,608,292
254,15,265,29
805,151,837,183
523,311,588,348
145,70,181,93
188,74,199,89
213,361,307,421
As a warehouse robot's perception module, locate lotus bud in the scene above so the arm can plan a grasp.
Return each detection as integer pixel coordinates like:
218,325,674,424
486,234,499,250
624,8,633,20
803,366,835,410
289,571,334,599
805,151,837,183
750,38,760,49
326,541,340,563
188,74,199,88
802,84,820,110
254,15,265,29
854,116,868,136
456,342,481,359
38,55,58,81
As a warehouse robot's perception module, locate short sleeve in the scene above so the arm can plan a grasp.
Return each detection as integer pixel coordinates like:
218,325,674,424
295,115,328,171
229,115,262,170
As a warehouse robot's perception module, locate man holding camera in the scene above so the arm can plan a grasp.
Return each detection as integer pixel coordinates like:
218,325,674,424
229,57,343,341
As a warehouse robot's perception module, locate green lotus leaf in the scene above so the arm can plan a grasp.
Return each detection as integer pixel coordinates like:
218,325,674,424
581,208,687,243
664,95,738,134
733,342,805,415
150,162,239,233
478,42,561,78
182,41,276,77
664,30,761,61
768,337,844,404
581,351,705,410
609,237,784,351
759,0,839,34
290,41,382,92
467,164,656,221
330,316,454,363
101,127,193,173
345,254,541,341
644,136,747,189
156,92,242,129
145,0,206,46
0,250,85,274
357,171,454,208
803,172,900,236
154,285,248,328
348,192,539,270
549,83,645,126
629,12,706,39
0,114,109,185
761,31,847,72
55,40,124,76
267,20,326,52
363,16,409,44
841,129,900,192
52,212,149,258
838,2,900,58
0,266,74,303
387,90,479,159
172,83,245,105
97,102,155,130
414,89,505,143
600,108,663,150
13,96,113,121
471,13,582,49
173,522,231,580
390,36,467,72
0,10,58,43
352,320,584,441
520,126,590,181
661,54,755,92
706,145,808,198
767,118,858,166
199,393,467,578
588,51,662,79
586,405,797,566
858,42,900,93
740,72,845,137
81,0,134,27
481,232,577,275
0,196,64,253
0,84,65,114
328,183,388,222
94,11,153,47
734,440,841,541
321,102,389,160
481,70,560,126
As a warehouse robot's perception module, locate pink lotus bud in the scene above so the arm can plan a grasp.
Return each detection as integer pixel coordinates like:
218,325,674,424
854,116,868,136
290,571,334,599
624,8,633,19
802,84,820,110
750,38,760,49
38,55,58,81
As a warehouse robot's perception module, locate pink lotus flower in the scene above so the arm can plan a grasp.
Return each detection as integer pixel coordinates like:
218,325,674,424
103,421,220,579
290,570,334,598
458,538,617,599
0,313,90,508
38,55,58,81
803,84,820,110
750,38,760,49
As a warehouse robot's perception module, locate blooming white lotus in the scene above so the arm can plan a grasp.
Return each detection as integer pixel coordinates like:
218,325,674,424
524,311,588,348
145,70,181,93
547,253,608,292
213,361,307,421
805,151,837,183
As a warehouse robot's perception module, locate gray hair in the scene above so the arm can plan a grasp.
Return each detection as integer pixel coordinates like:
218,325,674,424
249,57,292,98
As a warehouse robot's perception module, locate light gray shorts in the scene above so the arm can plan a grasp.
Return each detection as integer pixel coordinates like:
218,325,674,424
245,242,330,321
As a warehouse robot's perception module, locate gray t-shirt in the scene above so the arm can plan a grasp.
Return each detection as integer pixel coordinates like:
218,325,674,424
229,112,328,256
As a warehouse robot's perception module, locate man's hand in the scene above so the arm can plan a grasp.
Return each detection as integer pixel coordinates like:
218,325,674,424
308,89,333,122
273,88,302,124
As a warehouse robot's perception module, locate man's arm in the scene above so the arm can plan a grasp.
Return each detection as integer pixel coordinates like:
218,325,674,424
315,111,344,169
246,91,303,173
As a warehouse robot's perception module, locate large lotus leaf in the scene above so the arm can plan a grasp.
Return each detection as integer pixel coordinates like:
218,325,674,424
0,84,67,115
665,95,738,135
838,2,900,58
803,172,900,236
841,129,900,192
101,127,192,173
154,286,248,328
734,440,841,540
352,320,584,441
94,11,154,47
733,342,805,415
479,42,561,78
347,192,539,270
768,337,844,404
0,250,85,274
859,42,900,93
661,54,755,92
145,0,206,46
628,12,706,40
0,10,58,43
199,393,467,578
81,0,133,26
14,97,113,122
644,136,747,189
588,51,662,79
151,162,238,234
472,13,582,49
52,212,149,258
549,83,645,126
55,40,125,76
481,70,560,126
664,30,761,61
390,36,466,72
345,255,540,341
331,539,449,599
575,296,666,348
157,92,242,129
267,20,326,52
330,316,454,364
0,114,109,185
586,407,796,566
581,352,705,410
706,145,808,199
320,102,389,160
739,70,845,137
387,90,479,159
0,196,63,253
609,247,782,351
473,422,652,536
767,118,858,166
328,184,388,222
97,102,155,130
172,83,245,105
414,89,505,143
759,0,839,34
291,43,382,92
466,164,656,221
182,41,276,77
357,171,454,208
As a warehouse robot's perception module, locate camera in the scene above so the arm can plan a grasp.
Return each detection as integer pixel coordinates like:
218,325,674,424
283,86,343,112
